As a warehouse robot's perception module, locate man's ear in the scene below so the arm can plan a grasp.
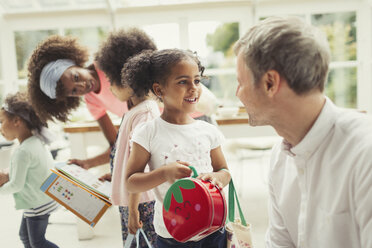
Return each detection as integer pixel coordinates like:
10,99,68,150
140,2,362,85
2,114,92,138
152,82,162,98
262,70,281,97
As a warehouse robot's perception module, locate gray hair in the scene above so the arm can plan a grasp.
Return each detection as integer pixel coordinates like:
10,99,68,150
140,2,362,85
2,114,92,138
234,16,330,94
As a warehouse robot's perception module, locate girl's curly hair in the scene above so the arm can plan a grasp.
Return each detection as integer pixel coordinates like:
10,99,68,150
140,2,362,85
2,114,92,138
27,35,89,122
3,92,47,132
121,49,205,99
95,27,157,87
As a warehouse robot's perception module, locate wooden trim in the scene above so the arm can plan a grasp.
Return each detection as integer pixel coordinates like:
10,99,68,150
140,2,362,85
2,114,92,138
63,123,119,133
63,126,101,133
215,117,249,125
63,115,250,134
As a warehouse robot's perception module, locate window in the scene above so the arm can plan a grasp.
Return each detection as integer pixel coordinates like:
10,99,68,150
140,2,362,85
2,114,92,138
0,38,4,104
0,84,3,105
188,21,239,107
39,0,70,7
0,49,2,80
142,23,180,49
259,12,357,108
15,29,58,79
326,67,357,108
203,74,237,106
311,11,357,108
122,0,246,7
64,27,108,63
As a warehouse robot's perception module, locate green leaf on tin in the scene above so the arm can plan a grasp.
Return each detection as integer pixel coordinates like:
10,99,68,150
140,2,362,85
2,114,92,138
178,180,196,190
163,179,196,212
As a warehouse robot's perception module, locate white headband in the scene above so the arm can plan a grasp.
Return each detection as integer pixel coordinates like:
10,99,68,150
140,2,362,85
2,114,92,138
40,59,76,99
3,103,31,124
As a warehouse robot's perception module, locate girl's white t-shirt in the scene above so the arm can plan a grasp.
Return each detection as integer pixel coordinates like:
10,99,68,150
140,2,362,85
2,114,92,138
131,117,224,240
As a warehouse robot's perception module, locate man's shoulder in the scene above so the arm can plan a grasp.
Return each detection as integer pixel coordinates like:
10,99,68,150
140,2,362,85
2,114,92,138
335,109,372,141
331,110,372,170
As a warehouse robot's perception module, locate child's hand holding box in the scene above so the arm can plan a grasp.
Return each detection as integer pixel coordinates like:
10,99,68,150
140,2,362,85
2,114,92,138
0,172,9,187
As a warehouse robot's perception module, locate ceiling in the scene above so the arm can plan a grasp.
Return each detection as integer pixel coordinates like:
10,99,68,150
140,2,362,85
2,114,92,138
0,0,249,14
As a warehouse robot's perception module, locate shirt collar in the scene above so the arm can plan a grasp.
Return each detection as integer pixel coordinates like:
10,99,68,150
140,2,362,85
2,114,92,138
281,96,338,159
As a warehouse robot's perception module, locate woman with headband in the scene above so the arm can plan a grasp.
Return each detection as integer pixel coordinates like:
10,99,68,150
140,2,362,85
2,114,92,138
27,29,157,169
0,92,59,248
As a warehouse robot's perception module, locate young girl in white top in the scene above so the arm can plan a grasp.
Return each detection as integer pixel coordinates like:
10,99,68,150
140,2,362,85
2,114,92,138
123,49,231,247
0,92,58,248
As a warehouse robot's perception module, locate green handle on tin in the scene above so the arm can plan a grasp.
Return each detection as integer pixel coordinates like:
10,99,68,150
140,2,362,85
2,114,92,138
188,166,198,178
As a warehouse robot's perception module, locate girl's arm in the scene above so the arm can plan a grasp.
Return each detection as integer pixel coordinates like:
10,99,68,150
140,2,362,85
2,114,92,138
68,148,111,169
0,150,29,194
128,193,142,234
198,146,231,189
69,113,116,169
97,113,118,146
125,142,192,193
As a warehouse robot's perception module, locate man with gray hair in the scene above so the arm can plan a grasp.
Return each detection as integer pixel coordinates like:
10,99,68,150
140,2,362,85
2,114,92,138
234,16,372,247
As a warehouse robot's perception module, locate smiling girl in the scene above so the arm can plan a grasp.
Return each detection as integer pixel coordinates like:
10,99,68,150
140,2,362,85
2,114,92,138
123,49,231,247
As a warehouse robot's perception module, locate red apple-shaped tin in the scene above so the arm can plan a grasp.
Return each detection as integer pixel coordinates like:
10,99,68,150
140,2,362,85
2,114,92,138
163,166,227,242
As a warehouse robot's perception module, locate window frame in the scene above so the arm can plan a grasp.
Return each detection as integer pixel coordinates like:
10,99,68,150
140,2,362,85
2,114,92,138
256,1,372,112
0,0,371,112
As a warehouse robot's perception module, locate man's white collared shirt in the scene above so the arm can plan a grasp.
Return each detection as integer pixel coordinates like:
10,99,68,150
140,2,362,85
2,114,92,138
265,98,372,248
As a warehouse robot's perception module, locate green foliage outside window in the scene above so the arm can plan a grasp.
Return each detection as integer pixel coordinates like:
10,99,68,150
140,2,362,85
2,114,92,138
203,22,240,105
65,27,108,55
326,67,357,108
312,12,357,108
205,14,357,108
15,27,108,80
312,12,356,61
15,30,58,79
206,22,239,57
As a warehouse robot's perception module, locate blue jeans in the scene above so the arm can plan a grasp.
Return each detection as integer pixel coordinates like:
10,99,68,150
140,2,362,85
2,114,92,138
157,227,227,248
19,214,59,248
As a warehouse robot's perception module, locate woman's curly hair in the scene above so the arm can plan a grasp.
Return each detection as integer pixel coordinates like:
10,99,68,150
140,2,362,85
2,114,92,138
95,27,157,87
3,92,47,132
27,35,89,122
121,49,205,99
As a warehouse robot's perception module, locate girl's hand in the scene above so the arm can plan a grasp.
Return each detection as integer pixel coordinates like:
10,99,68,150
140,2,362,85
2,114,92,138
128,209,143,234
0,172,9,187
68,159,92,170
99,173,112,182
197,170,231,189
163,161,192,183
